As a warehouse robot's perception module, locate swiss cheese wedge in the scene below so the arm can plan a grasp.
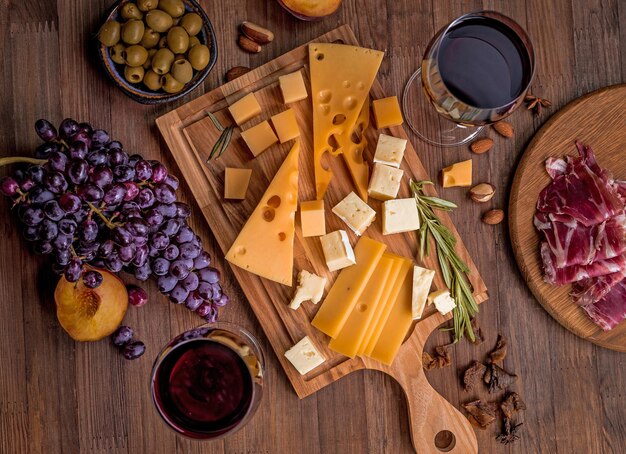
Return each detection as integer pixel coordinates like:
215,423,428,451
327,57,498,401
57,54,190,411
337,98,371,201
309,43,383,200
225,140,300,286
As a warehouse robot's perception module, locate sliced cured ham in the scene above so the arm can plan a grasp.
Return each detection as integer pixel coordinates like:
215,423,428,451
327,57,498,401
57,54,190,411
571,268,626,306
541,244,626,285
581,279,626,331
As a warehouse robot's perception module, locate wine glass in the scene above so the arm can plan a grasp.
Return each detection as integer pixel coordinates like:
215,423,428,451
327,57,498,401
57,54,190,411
150,322,265,440
402,11,535,147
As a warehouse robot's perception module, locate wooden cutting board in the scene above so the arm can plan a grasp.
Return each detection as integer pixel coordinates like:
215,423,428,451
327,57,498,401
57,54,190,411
509,84,626,352
157,25,488,453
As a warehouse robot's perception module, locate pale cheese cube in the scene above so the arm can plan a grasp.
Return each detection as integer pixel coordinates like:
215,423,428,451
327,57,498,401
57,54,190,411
319,230,356,271
427,289,456,315
382,198,420,235
368,163,404,201
284,336,326,375
412,266,435,319
332,192,376,236
373,134,407,168
289,270,327,310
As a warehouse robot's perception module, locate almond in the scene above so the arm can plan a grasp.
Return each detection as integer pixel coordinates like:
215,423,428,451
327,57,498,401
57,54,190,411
493,121,514,138
482,209,505,225
469,183,495,203
237,35,262,53
225,66,251,82
470,138,493,154
240,21,274,45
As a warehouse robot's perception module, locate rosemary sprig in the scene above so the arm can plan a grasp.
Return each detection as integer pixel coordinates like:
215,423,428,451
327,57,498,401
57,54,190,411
411,180,478,342
205,110,233,162
205,110,225,132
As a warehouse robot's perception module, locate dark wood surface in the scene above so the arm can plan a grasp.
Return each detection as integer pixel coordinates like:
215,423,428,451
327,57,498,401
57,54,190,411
0,1,624,453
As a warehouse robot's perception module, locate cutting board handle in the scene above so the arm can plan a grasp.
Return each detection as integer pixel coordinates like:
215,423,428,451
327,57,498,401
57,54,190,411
385,316,477,454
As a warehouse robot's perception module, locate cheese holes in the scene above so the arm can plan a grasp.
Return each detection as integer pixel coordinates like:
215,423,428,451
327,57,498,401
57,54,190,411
262,207,275,222
319,104,331,116
343,97,357,110
357,303,367,312
319,90,332,103
342,80,351,88
278,232,286,241
316,53,324,61
267,195,281,208
356,81,365,90
332,114,346,125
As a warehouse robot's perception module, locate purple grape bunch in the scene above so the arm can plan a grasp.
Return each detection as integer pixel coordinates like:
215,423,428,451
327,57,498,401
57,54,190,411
0,118,228,324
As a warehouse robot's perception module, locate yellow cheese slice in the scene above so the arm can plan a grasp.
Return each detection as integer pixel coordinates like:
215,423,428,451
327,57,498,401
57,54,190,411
328,254,394,358
362,256,412,356
356,253,403,356
309,43,384,200
337,98,371,201
225,140,300,286
369,268,414,365
311,236,387,338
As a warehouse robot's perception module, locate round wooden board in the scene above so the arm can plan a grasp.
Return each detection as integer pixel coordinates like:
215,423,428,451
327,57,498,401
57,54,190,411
509,84,626,352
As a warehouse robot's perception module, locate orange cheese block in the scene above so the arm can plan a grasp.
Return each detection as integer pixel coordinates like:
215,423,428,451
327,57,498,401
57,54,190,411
369,268,414,365
311,236,387,338
241,121,279,157
372,96,404,129
309,43,384,200
337,98,371,201
355,253,404,355
328,254,394,358
362,256,412,356
228,92,262,126
225,140,300,286
224,168,252,200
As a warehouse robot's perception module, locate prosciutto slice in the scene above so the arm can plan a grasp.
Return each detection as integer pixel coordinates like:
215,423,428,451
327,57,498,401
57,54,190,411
536,143,624,226
581,279,626,331
541,244,626,285
571,268,626,306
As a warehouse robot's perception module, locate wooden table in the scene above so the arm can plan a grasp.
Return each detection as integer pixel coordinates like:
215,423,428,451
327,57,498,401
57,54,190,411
1,1,624,452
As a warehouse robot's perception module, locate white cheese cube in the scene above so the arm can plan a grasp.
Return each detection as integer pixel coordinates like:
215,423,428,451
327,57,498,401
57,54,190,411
368,163,404,201
284,336,326,375
427,289,456,315
373,134,407,168
382,198,420,235
412,266,435,319
289,270,327,310
319,230,356,271
332,192,376,236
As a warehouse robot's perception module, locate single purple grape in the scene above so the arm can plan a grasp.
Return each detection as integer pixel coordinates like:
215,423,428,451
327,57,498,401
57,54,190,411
86,150,107,166
204,305,218,323
59,193,81,213
151,163,168,183
181,271,199,292
113,165,135,183
134,262,151,281
195,302,212,318
160,218,182,236
20,206,44,226
174,225,194,243
0,177,20,197
23,226,40,242
133,244,149,267
43,200,64,221
169,284,189,304
112,226,132,246
47,151,68,172
72,130,92,147
35,119,58,142
69,141,88,159
123,182,139,201
26,165,46,184
150,231,170,250
193,251,211,270
122,341,145,360
145,208,164,227
91,129,110,146
125,219,149,237
67,158,89,185
134,160,153,181
77,184,104,202
128,154,142,167
136,187,155,209
153,183,176,204
83,270,103,289
39,220,59,241
174,202,190,218
34,142,59,159
170,259,190,280
52,233,72,251
79,219,98,243
157,274,177,293
111,326,133,347
105,254,123,272
108,149,128,167
198,267,220,284
58,219,77,236
151,257,170,276
164,174,178,190
59,118,79,139
89,165,113,188
33,240,53,255
44,171,68,194
155,202,177,218
179,241,201,260
64,257,83,283
55,249,71,265
210,282,222,301
99,239,115,258
29,187,54,204
118,244,136,263
197,281,212,300
163,244,179,261
128,285,148,307
107,140,123,151
19,178,35,192
213,293,229,307
184,291,204,311
103,183,127,206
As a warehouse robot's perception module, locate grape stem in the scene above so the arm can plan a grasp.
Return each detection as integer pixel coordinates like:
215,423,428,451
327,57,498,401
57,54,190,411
0,157,47,167
86,201,118,229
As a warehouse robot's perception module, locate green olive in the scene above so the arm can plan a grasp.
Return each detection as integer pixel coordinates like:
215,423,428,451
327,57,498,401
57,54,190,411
137,0,159,12
170,59,193,84
124,65,145,84
151,48,175,75
180,13,202,36
98,20,121,47
121,19,145,45
145,9,173,33
143,69,162,91
123,44,149,67
188,35,200,48
143,48,158,69
187,44,209,71
120,3,143,20
160,73,185,93
139,28,160,49
166,26,189,54
158,0,185,18
110,43,126,64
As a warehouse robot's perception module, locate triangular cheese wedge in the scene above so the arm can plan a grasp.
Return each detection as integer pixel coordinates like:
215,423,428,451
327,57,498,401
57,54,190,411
309,43,383,200
225,140,300,286
338,98,370,201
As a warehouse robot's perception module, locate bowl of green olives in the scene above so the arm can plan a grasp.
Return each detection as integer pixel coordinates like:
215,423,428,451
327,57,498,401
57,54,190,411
96,0,217,104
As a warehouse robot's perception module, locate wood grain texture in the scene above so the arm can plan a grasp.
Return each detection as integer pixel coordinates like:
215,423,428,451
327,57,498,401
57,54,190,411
509,85,626,351
0,1,625,453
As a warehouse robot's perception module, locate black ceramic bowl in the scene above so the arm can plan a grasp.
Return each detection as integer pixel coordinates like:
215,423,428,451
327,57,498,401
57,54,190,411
96,0,217,104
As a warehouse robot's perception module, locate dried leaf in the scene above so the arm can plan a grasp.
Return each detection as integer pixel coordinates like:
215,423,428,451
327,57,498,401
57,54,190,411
501,392,527,419
489,334,508,364
497,418,523,444
462,400,498,429
486,363,518,394
463,361,487,393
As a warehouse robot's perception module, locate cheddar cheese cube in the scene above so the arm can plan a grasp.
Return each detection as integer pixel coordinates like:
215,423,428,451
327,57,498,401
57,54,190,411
368,163,403,201
374,134,407,168
240,121,279,157
224,168,252,200
441,159,472,188
372,96,404,129
228,92,262,126
332,192,376,236
271,109,300,143
300,200,326,237
279,70,308,104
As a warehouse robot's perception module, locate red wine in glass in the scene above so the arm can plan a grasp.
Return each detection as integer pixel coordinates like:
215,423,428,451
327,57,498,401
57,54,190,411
151,324,264,439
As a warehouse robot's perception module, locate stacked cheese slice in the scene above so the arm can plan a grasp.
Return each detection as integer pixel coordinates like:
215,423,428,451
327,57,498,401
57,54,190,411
312,236,415,365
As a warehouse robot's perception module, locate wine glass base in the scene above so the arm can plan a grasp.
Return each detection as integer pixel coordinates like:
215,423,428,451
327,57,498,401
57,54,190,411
402,68,484,147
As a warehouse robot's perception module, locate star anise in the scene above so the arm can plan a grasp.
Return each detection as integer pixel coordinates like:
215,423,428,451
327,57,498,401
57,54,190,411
496,418,523,444
525,94,552,116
